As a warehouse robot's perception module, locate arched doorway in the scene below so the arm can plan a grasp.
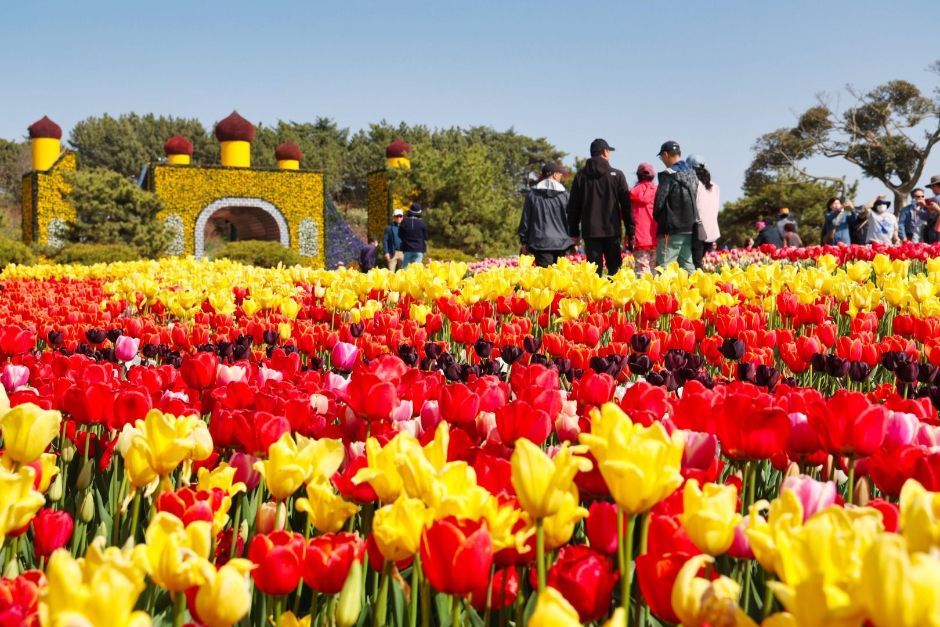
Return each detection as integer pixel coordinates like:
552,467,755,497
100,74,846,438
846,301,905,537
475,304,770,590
193,198,290,259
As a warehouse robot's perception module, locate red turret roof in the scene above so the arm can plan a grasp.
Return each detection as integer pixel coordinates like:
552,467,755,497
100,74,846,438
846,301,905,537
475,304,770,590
28,116,62,140
163,134,194,156
275,141,303,162
214,111,256,142
385,138,412,159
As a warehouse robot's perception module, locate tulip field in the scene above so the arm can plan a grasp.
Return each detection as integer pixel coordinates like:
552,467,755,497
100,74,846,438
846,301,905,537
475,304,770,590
1,244,940,627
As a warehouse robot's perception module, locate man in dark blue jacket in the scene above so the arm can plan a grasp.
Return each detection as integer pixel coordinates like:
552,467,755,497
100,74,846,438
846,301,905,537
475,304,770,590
519,162,573,267
653,141,697,272
382,209,404,271
398,203,428,269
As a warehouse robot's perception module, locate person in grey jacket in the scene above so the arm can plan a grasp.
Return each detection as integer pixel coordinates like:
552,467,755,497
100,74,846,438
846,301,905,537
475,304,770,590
519,162,573,267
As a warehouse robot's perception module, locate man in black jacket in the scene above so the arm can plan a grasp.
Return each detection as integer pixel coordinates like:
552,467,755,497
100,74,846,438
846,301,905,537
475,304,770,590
398,203,428,269
566,139,634,276
653,141,697,273
519,162,573,267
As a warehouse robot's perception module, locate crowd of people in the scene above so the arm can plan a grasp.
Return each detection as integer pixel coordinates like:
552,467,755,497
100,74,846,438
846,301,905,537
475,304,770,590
370,143,940,275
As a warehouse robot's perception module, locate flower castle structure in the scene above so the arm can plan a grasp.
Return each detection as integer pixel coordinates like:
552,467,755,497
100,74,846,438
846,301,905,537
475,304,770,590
21,112,336,265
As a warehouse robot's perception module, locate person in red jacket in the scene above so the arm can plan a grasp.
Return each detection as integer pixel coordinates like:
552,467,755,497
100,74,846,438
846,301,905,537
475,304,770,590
630,163,658,275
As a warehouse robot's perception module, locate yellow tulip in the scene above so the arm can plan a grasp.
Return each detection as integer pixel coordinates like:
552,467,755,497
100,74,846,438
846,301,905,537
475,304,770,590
0,465,43,546
557,297,586,322
0,403,61,464
277,612,312,627
3,452,60,493
528,587,581,627
40,545,151,627
409,303,430,325
196,462,246,498
194,558,254,627
899,479,940,553
372,495,429,562
353,431,421,503
0,385,8,414
744,490,804,575
671,554,756,627
580,403,684,516
680,480,742,555
860,533,940,627
140,513,213,591
525,288,555,311
123,440,159,489
481,495,533,555
254,433,344,501
295,480,360,533
510,438,592,520
542,486,589,550
131,409,212,477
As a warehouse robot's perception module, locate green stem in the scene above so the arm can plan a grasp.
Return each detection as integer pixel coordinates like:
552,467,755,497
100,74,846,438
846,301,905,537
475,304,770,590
618,509,635,627
762,574,776,620
272,595,283,627
846,456,856,505
374,563,391,627
128,490,142,545
172,590,186,627
743,560,752,614
745,461,758,511
482,562,495,626
409,554,421,627
230,493,243,559
451,594,462,627
535,518,546,593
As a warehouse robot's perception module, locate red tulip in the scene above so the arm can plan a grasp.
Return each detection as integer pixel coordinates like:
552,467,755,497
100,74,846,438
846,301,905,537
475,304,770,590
716,384,790,461
419,517,493,595
439,383,482,425
0,570,42,626
302,532,364,594
156,487,223,528
867,498,900,532
808,390,888,457
344,372,398,422
31,509,73,561
248,531,306,596
636,552,694,624
468,566,519,612
545,545,618,622
585,501,618,555
495,400,551,446
573,371,615,407
180,352,219,390
617,382,669,426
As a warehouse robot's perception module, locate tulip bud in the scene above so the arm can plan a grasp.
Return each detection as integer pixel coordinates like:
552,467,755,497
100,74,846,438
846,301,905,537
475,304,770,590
784,462,800,479
255,501,286,534
94,521,108,541
335,558,363,627
75,460,94,491
854,476,871,507
60,441,76,463
79,491,95,523
47,474,63,502
3,558,19,579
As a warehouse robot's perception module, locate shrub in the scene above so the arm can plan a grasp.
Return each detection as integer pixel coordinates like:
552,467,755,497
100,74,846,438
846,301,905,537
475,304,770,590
427,246,475,263
55,243,139,265
0,238,36,267
212,240,302,268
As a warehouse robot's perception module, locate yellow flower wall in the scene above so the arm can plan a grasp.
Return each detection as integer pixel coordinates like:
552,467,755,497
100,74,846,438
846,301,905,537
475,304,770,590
367,170,389,241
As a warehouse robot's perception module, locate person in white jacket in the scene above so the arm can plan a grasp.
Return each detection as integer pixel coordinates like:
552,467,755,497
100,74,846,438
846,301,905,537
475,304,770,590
686,155,720,269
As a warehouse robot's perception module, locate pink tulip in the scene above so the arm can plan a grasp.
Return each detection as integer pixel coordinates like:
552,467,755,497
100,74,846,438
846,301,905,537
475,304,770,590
325,372,349,394
331,342,359,371
257,365,284,386
781,475,836,521
682,431,718,470
726,519,754,559
229,451,261,491
390,399,414,424
0,364,29,392
216,364,248,385
916,423,939,447
419,400,441,432
113,335,140,363
883,411,919,450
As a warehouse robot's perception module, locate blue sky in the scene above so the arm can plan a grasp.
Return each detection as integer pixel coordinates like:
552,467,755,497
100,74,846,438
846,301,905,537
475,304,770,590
3,0,938,205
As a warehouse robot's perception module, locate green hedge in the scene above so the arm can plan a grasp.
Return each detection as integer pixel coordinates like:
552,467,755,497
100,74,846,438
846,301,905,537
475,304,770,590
56,243,140,264
0,238,37,267
212,240,302,268
426,246,475,263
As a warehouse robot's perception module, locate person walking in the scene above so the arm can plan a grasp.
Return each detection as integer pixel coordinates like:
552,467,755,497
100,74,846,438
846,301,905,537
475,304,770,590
754,219,783,247
359,237,378,271
518,162,573,267
653,141,697,272
782,223,803,247
566,138,634,276
629,163,658,275
685,155,720,269
821,197,852,245
383,209,404,271
923,175,940,243
398,203,428,268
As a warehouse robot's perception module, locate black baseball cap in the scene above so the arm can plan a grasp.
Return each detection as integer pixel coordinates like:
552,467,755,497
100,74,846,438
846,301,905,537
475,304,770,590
541,162,568,177
590,138,615,155
658,141,681,155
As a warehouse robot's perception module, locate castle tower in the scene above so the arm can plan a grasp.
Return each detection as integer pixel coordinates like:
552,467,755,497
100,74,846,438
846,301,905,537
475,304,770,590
214,111,255,168
275,141,302,170
163,134,193,165
385,138,412,170
28,116,62,172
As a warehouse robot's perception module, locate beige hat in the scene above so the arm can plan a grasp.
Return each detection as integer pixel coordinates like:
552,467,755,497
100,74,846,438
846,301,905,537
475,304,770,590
926,174,940,187
393,209,404,217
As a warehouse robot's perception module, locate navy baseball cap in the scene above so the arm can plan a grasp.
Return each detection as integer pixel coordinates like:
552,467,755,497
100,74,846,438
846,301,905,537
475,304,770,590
541,162,569,177
658,141,681,155
590,138,615,155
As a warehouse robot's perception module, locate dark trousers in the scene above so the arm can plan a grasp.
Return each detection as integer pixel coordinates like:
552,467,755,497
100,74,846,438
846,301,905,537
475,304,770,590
531,249,566,268
584,237,622,276
691,235,706,269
